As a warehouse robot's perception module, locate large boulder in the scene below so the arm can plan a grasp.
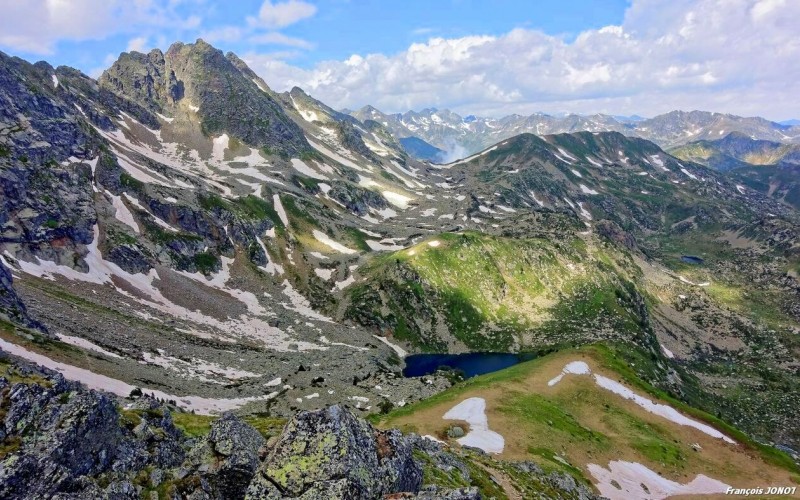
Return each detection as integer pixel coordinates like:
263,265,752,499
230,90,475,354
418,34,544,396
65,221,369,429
246,405,422,499
180,412,266,499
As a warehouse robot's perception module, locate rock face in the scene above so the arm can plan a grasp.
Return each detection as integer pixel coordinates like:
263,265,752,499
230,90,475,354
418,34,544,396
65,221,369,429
0,261,40,329
99,40,310,156
180,412,267,499
247,405,422,499
0,368,184,499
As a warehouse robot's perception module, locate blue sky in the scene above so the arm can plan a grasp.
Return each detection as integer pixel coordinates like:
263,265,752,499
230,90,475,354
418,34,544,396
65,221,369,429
2,1,629,72
1,0,797,120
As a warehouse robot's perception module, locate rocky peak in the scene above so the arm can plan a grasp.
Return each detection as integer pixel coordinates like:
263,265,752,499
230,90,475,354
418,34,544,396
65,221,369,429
98,48,171,112
100,39,310,155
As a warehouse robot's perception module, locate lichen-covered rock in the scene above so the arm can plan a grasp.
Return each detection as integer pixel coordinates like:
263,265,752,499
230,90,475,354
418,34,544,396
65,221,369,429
179,412,266,499
246,405,422,499
0,362,184,499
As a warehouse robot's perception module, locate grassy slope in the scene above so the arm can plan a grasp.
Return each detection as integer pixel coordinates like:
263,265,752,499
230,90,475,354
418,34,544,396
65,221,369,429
346,231,649,352
375,344,800,496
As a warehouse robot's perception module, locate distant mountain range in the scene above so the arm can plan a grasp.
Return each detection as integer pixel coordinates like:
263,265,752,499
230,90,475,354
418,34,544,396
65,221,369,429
351,106,800,160
670,131,800,171
670,131,800,210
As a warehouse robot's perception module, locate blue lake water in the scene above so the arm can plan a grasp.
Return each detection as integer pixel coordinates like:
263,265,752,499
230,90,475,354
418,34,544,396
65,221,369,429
402,352,536,378
681,255,704,265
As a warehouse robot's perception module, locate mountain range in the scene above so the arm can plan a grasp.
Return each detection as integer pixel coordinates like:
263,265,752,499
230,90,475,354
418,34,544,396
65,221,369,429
0,39,798,498
352,106,800,161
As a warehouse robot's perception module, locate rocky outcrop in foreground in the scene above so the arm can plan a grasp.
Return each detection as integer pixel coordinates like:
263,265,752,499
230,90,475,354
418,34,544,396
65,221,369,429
0,354,599,499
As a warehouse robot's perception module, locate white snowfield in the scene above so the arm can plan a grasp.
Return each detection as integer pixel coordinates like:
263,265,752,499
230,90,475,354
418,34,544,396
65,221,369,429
307,137,368,172
291,158,328,180
548,361,735,443
443,397,505,454
372,334,407,358
0,338,278,415
588,460,730,500
4,226,323,352
579,184,599,195
312,230,358,254
382,190,413,209
273,194,290,226
56,334,122,359
280,280,333,322
142,350,260,385
107,191,140,233
546,360,591,386
680,167,699,180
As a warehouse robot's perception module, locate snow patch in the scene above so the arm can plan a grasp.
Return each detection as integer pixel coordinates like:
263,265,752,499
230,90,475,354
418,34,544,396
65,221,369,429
366,240,405,251
211,134,229,163
382,191,412,209
273,194,289,227
649,155,668,171
680,167,699,180
57,334,122,359
548,361,735,443
588,461,730,500
586,156,604,167
312,230,358,254
314,268,335,280
307,138,367,172
291,158,328,180
280,280,332,322
333,275,356,291
11,226,317,351
420,208,437,217
108,192,140,233
558,148,578,161
373,335,407,358
443,397,504,454
446,146,497,166
547,361,591,386
0,338,278,415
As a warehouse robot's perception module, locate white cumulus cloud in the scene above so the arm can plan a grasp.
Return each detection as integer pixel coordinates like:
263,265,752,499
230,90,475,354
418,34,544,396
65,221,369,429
245,0,800,119
0,0,202,55
248,0,317,29
126,36,149,53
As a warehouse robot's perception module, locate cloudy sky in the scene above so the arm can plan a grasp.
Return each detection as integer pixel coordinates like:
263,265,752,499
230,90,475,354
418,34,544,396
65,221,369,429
0,0,797,120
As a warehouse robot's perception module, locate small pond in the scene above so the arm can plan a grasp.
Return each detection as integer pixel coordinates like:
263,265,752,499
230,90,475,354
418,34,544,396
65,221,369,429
680,255,705,265
402,352,537,379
